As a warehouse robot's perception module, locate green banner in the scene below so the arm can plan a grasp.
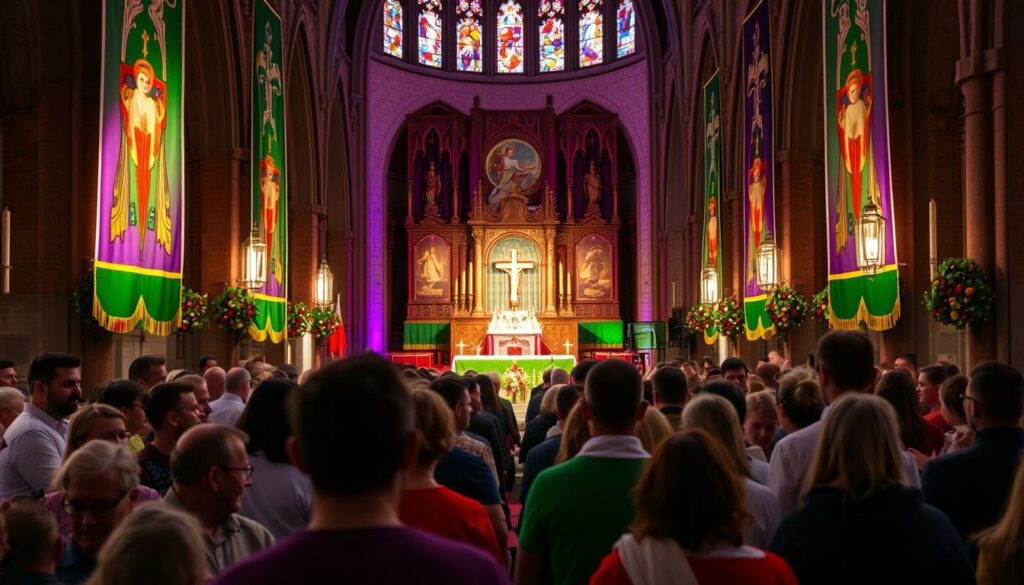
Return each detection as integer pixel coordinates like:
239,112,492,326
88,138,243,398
404,321,450,350
702,72,722,344
93,0,185,335
578,320,624,349
250,0,288,342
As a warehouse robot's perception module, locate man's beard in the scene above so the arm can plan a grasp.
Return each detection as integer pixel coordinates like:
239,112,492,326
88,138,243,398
50,392,81,417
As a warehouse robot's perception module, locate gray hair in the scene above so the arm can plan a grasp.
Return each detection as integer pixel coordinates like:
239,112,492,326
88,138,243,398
0,386,25,408
51,440,140,493
225,368,252,393
550,368,570,385
170,425,250,485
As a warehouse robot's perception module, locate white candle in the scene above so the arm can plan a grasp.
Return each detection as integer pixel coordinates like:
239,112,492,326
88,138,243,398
2,207,9,267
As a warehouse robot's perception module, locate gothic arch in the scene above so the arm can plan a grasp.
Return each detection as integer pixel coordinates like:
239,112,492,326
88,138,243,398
286,24,320,305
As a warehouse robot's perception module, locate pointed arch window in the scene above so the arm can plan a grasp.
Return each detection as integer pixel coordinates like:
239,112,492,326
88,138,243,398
578,0,604,68
456,0,483,72
538,1,566,72
383,0,404,58
496,0,525,74
418,0,443,67
616,0,635,57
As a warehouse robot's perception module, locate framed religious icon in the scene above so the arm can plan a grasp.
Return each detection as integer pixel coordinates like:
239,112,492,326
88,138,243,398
575,234,614,302
412,235,451,303
485,138,542,206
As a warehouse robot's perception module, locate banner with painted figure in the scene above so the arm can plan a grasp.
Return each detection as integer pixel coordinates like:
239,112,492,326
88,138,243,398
94,0,184,335
823,0,900,330
250,0,288,343
701,72,722,345
742,0,776,341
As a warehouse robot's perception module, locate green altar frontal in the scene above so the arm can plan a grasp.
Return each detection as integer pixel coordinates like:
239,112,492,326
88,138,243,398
451,355,577,403
403,321,450,350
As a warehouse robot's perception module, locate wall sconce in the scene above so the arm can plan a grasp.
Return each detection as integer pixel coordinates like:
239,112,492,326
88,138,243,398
855,202,886,277
313,256,334,308
755,234,780,293
700,264,719,305
239,228,267,290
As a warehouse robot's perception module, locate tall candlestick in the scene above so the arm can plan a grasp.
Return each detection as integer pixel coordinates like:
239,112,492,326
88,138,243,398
558,261,564,297
460,267,467,303
672,281,677,307
928,199,937,280
2,207,9,295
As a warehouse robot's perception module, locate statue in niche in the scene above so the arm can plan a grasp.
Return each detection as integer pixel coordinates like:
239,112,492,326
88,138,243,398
423,161,440,209
584,160,602,210
416,245,445,297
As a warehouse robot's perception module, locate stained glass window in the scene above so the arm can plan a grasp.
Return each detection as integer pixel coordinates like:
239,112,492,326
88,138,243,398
496,0,524,74
616,0,635,57
538,1,565,72
418,0,443,67
578,0,604,68
383,0,403,58
456,0,483,72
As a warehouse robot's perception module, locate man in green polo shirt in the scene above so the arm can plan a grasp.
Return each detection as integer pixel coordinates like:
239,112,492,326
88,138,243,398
515,359,649,585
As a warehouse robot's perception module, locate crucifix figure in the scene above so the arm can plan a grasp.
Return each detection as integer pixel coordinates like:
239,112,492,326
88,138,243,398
455,338,469,355
493,249,535,309
562,339,574,354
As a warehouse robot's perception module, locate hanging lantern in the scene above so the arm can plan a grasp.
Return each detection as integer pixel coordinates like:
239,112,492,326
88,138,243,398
700,264,719,305
855,202,886,277
755,234,781,293
313,256,334,308
239,228,267,290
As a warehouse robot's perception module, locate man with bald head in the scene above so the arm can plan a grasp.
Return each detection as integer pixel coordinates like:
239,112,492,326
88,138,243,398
165,424,274,575
209,368,252,427
526,367,570,424
204,366,227,402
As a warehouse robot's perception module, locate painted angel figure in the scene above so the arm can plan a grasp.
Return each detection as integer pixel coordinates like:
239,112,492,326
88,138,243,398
417,246,445,291
260,152,283,284
837,68,872,222
111,57,173,258
747,158,766,285
706,196,719,266
488,146,536,206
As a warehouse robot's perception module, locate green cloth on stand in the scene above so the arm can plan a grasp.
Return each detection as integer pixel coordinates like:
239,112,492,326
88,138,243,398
403,322,450,350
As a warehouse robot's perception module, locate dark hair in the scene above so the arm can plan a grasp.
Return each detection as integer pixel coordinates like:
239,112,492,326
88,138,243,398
98,379,146,410
3,500,58,572
291,354,413,495
571,359,598,384
555,384,583,418
937,360,960,377
919,364,948,387
969,362,1024,425
652,366,687,404
584,359,642,428
817,330,875,391
778,370,824,429
701,356,716,368
237,378,298,463
198,356,217,371
940,375,968,421
278,364,299,381
754,363,781,388
430,376,467,409
170,425,250,485
875,370,928,452
474,374,500,414
699,380,747,422
27,353,80,388
144,382,194,432
128,355,166,382
705,367,721,378
542,368,552,385
0,359,14,371
896,353,918,368
642,379,654,405
720,357,748,374
631,429,750,550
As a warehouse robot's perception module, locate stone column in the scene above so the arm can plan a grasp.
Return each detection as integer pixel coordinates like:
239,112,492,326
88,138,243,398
544,231,557,316
472,234,484,315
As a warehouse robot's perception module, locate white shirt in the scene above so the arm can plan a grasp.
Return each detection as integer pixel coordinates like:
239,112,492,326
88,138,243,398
577,435,649,459
208,394,246,427
239,452,313,540
768,406,922,517
744,478,780,548
0,404,68,498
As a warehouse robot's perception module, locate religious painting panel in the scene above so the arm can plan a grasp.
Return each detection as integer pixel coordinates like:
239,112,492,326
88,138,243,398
486,236,542,312
413,235,451,302
575,234,613,302
485,138,542,207
701,72,722,344
93,0,184,335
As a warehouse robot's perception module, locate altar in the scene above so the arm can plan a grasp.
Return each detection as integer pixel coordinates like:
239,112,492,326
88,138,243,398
485,310,543,355
451,355,577,403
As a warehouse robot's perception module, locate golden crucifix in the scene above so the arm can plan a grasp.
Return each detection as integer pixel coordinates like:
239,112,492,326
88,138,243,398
493,249,535,309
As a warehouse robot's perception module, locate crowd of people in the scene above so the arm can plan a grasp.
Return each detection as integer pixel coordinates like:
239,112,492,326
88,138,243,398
0,332,1018,584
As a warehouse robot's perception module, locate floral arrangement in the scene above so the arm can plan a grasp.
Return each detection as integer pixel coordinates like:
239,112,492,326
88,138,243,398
765,285,809,333
714,297,744,340
310,306,341,341
685,303,717,334
501,362,530,404
287,302,313,338
812,286,831,326
923,257,994,329
212,286,257,339
177,288,209,334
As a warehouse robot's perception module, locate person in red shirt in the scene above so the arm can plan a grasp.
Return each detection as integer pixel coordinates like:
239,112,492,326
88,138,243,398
918,365,950,434
400,387,506,567
590,429,798,585
876,370,945,456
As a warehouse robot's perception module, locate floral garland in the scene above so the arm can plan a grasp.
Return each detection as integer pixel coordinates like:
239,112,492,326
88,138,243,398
178,288,209,334
310,306,341,341
811,286,831,326
685,303,717,334
288,302,313,338
765,285,809,333
714,298,744,340
501,362,530,404
923,257,994,329
213,287,257,339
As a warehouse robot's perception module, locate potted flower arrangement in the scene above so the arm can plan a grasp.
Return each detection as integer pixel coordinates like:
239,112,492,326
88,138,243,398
765,285,809,334
923,257,993,329
310,306,341,342
685,303,716,335
177,288,209,334
288,302,313,338
213,286,257,343
714,297,744,340
501,361,530,404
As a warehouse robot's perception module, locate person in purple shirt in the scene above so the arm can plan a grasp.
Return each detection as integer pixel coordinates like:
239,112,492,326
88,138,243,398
213,354,510,585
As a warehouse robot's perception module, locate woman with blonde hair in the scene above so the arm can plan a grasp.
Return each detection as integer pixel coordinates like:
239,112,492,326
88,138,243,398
636,407,673,454
743,390,780,461
554,401,590,464
976,460,1024,584
399,387,505,566
775,367,824,435
681,395,780,548
63,404,129,461
770,393,973,585
85,503,207,585
591,429,798,585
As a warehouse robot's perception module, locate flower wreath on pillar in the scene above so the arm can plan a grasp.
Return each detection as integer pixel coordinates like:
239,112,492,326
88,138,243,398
685,303,717,336
310,306,341,344
177,288,210,335
288,302,313,338
213,286,257,344
764,285,809,334
811,287,831,328
923,257,994,330
714,298,744,341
